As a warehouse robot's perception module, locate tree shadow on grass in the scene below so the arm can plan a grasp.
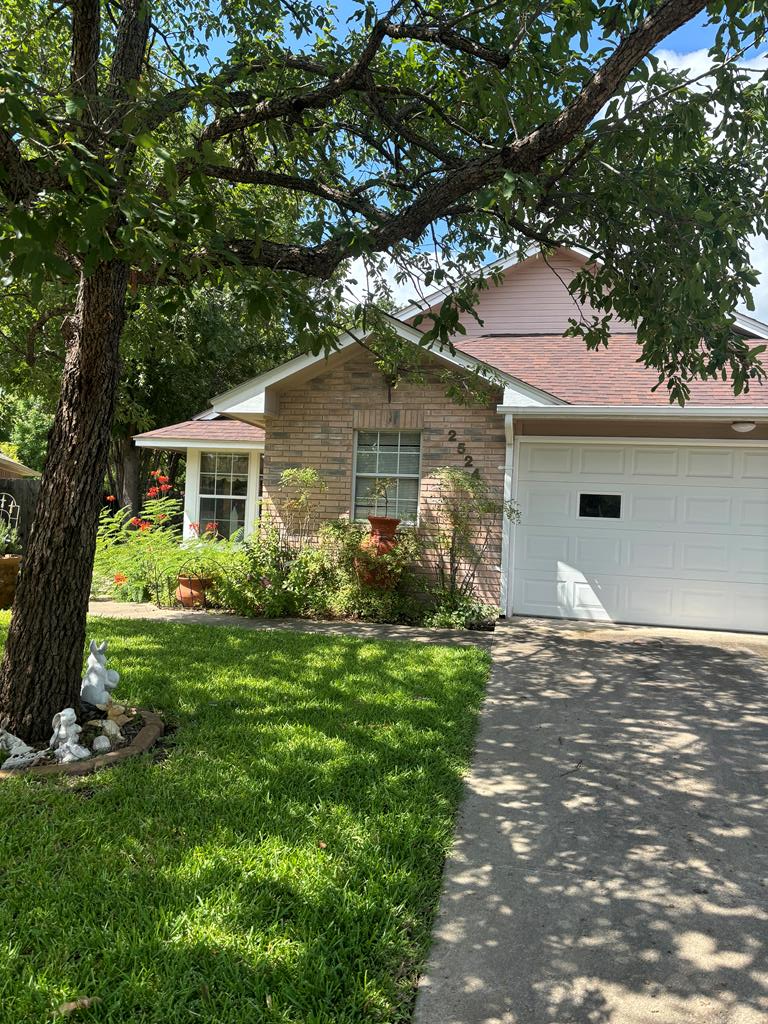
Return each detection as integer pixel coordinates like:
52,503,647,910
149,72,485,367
0,620,489,1024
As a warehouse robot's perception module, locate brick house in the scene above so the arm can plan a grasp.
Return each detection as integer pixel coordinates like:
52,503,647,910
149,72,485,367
135,247,768,633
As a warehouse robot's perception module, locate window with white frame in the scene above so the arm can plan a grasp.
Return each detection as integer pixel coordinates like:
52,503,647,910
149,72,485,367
353,431,421,523
199,452,249,538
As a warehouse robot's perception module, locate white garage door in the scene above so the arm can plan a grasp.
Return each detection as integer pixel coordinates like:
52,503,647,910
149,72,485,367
512,440,768,632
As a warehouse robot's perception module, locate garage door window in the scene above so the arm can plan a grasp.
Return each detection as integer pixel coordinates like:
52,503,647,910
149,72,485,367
579,493,622,519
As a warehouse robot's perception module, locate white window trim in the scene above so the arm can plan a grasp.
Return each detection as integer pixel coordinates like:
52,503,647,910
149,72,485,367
352,429,423,525
183,450,262,540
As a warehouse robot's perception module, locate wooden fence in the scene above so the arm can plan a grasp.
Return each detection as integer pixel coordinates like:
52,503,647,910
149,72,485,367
0,478,40,549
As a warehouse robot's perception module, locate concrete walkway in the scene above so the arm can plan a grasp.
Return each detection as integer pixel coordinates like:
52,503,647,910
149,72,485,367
87,599,493,648
415,617,768,1024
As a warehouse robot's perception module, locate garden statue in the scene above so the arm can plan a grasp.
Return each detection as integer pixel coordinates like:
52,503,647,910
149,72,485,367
3,748,44,770
0,716,34,758
80,640,120,707
50,708,91,763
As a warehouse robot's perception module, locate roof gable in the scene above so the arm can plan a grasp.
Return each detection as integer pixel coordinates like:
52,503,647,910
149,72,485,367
211,313,561,422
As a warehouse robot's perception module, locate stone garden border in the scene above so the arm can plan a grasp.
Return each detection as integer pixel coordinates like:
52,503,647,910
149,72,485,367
0,710,164,780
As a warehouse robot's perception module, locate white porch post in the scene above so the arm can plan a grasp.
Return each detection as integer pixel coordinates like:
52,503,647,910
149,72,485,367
244,451,261,536
498,414,515,617
183,448,201,539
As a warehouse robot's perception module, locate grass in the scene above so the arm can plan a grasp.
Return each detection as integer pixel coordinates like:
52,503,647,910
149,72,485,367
0,616,489,1024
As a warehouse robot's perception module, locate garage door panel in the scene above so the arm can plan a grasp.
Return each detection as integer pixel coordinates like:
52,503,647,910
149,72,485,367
628,494,677,524
680,542,730,574
682,496,732,527
573,536,622,570
742,451,768,479
579,446,626,475
627,539,676,571
686,448,735,478
512,441,768,632
525,445,573,474
631,447,680,476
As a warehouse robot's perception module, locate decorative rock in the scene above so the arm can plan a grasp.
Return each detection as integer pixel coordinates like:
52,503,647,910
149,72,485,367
92,735,111,754
100,719,123,743
80,640,120,707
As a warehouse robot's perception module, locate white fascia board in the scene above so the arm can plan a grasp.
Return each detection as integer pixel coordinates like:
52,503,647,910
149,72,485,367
498,403,768,420
734,312,768,339
134,437,265,451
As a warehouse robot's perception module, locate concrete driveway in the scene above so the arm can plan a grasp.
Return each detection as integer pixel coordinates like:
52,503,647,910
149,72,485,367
415,618,768,1024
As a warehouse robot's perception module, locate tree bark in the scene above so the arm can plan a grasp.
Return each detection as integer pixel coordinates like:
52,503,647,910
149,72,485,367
118,435,142,514
0,262,128,742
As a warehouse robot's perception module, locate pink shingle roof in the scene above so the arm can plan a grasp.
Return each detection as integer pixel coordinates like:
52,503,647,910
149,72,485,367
135,417,265,442
455,335,768,406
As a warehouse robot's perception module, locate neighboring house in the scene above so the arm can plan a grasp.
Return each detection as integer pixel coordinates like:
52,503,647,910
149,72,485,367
134,247,768,633
0,451,39,479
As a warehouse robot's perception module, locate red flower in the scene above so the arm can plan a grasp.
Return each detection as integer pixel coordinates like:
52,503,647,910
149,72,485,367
159,483,172,493
157,475,169,484
157,513,168,522
139,521,152,532
150,469,160,478
189,522,200,535
147,486,160,498
205,521,219,533
106,494,116,502
114,572,127,585
129,516,142,527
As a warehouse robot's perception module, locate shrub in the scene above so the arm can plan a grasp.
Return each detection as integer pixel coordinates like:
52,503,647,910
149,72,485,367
422,593,499,630
419,467,519,602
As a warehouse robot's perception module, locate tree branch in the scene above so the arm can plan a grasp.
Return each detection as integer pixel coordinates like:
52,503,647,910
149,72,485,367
201,165,387,221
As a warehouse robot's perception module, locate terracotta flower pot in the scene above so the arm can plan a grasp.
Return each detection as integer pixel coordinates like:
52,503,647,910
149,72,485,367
363,515,401,555
175,575,212,608
355,516,402,589
0,555,21,610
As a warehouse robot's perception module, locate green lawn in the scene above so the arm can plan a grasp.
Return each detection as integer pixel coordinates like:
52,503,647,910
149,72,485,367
0,616,489,1024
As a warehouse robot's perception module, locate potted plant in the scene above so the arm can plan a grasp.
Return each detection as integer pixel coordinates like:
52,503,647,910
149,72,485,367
0,527,22,609
363,478,401,556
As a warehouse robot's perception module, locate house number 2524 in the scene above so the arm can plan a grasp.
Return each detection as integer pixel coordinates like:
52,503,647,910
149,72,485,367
447,430,480,475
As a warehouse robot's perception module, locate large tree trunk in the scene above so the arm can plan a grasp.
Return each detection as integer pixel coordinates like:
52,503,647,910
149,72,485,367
118,434,142,514
0,262,127,742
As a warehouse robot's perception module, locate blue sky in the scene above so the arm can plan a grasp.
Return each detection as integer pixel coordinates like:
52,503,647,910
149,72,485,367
203,5,768,320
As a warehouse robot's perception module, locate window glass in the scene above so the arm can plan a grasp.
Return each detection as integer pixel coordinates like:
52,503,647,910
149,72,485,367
579,493,622,519
199,453,250,538
353,431,421,523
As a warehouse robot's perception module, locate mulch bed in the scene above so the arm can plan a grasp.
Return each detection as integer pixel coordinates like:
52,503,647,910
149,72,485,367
0,709,164,780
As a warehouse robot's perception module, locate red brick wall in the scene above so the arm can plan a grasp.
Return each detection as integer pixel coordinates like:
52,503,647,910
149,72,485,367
261,348,507,604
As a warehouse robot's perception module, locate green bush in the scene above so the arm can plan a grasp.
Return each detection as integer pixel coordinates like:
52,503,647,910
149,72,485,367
422,592,499,630
209,520,425,623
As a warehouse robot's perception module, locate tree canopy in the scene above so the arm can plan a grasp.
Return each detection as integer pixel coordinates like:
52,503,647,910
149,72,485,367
2,1,767,401
2,0,768,740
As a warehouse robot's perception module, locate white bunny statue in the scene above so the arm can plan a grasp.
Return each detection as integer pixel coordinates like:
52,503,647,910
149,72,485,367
50,708,91,763
80,640,120,707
